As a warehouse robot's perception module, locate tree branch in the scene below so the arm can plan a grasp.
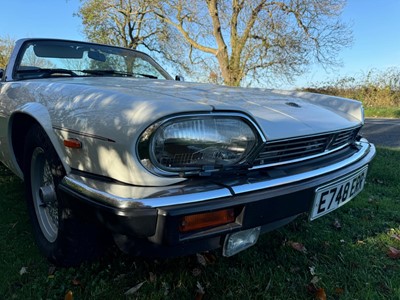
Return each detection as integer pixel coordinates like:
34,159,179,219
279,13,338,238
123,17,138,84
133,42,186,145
154,10,217,55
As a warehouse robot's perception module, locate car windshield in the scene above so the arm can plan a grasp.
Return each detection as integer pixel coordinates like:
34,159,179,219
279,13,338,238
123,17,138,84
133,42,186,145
14,40,172,80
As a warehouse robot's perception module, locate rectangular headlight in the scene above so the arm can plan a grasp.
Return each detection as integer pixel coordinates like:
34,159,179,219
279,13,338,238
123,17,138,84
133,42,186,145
138,114,263,176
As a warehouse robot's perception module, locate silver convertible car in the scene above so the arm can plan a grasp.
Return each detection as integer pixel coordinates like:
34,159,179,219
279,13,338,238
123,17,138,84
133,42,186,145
0,39,375,266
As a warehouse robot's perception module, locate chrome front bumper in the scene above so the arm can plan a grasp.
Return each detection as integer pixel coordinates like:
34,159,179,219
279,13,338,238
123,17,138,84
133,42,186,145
61,139,376,210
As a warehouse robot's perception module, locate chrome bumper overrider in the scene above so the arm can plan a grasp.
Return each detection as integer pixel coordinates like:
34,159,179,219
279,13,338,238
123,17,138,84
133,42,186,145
61,139,376,209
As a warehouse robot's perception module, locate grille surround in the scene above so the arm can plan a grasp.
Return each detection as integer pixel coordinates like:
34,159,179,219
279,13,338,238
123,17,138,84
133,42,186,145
252,127,361,169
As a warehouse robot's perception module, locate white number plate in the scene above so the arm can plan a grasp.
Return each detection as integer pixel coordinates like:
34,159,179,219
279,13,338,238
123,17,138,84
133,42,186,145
310,166,368,221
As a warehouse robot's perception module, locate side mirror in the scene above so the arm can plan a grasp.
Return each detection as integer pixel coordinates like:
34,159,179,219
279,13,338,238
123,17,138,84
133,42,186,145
0,69,4,80
175,75,184,81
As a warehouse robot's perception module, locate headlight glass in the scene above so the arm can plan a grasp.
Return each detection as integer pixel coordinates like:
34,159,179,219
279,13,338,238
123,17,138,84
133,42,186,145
139,116,259,175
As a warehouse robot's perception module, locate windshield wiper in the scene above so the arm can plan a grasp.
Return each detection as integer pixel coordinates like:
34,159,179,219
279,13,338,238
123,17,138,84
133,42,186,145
16,68,78,78
79,69,158,79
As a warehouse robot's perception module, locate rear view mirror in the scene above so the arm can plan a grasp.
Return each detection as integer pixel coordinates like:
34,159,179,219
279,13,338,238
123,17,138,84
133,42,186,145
175,75,184,81
88,50,106,62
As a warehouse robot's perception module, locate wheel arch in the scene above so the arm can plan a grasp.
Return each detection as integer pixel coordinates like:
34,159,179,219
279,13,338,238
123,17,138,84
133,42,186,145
10,103,71,177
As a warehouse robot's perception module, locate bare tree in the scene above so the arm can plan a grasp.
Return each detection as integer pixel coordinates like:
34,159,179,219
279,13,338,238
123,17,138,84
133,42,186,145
77,0,352,86
76,0,162,50
155,0,352,86
0,36,15,69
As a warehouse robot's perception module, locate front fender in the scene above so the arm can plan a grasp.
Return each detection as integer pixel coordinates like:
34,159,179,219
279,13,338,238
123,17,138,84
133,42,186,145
9,102,71,176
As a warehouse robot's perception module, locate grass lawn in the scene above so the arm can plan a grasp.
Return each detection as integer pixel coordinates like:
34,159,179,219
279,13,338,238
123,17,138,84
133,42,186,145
364,107,400,119
1,147,399,299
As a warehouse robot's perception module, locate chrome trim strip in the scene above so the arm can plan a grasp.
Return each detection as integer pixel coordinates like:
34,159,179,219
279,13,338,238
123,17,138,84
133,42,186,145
251,141,351,170
251,126,361,169
61,140,375,209
263,125,361,144
53,126,116,142
233,140,375,194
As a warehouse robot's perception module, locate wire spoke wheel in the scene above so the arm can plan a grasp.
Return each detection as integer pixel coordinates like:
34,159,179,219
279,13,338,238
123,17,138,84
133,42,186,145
30,147,59,242
23,124,108,266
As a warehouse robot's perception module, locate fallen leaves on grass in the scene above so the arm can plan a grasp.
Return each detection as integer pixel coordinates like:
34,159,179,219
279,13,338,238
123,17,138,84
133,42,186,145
306,271,327,300
335,287,344,296
192,268,202,277
124,281,145,295
161,282,170,296
48,266,56,276
390,234,400,241
287,241,307,254
310,276,320,285
19,267,28,276
315,288,327,300
204,252,217,264
195,281,205,300
72,278,81,286
387,246,400,259
372,178,384,185
332,219,342,230
149,272,157,283
306,284,326,300
113,273,127,282
48,265,56,279
64,290,73,300
196,253,207,267
196,252,217,267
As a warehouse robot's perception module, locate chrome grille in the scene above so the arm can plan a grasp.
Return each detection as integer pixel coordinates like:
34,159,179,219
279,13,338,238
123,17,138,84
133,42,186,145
253,127,360,167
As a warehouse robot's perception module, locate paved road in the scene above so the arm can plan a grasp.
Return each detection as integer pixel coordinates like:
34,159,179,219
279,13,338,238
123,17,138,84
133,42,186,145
360,118,400,147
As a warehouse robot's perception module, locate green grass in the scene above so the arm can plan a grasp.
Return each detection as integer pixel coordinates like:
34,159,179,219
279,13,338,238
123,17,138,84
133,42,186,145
1,148,400,299
364,107,400,119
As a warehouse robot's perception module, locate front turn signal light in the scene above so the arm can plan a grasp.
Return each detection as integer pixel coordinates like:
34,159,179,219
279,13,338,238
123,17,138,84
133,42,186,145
179,208,235,233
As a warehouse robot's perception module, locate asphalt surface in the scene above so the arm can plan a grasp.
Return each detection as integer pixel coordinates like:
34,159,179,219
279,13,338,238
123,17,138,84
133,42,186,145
360,118,400,148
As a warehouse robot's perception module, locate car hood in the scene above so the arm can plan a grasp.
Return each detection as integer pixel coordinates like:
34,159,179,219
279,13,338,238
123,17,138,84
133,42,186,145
37,77,362,141
3,77,364,186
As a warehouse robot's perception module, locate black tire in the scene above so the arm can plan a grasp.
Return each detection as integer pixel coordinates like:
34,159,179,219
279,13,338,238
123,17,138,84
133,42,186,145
23,124,104,266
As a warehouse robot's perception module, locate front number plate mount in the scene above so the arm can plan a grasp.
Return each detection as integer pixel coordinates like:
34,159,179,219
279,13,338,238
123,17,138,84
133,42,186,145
310,166,368,221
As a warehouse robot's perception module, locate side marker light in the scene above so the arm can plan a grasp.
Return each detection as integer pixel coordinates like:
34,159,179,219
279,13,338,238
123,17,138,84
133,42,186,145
64,138,82,149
